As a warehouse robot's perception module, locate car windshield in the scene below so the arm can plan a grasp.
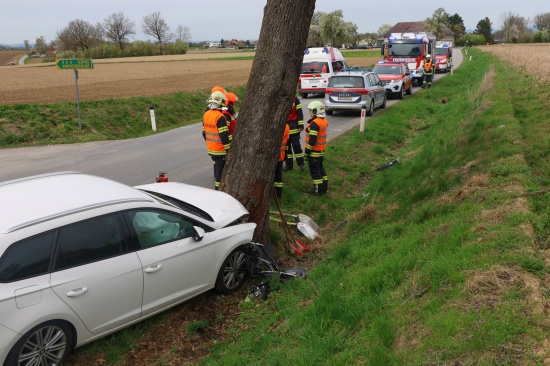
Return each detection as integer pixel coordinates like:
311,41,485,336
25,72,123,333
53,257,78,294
301,61,330,74
436,48,447,55
387,43,422,57
328,76,364,88
373,65,402,75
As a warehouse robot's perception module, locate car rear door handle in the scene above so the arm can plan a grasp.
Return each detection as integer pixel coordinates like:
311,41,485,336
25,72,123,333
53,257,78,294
145,264,162,273
66,287,88,297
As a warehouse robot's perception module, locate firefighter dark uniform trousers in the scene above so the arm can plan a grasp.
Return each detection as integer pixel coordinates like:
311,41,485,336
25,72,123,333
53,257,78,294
305,117,329,195
202,108,231,190
285,97,305,170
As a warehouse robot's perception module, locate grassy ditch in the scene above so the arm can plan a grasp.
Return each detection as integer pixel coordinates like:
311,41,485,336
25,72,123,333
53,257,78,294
62,48,550,365
197,49,549,365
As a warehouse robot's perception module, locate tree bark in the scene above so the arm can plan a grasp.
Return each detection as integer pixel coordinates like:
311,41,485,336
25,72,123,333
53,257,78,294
219,0,316,245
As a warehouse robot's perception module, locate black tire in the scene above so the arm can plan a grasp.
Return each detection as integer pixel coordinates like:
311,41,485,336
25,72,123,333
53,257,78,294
381,93,387,109
215,246,248,294
397,86,405,100
366,99,374,116
301,93,308,99
6,320,73,366
326,110,333,115
406,84,412,95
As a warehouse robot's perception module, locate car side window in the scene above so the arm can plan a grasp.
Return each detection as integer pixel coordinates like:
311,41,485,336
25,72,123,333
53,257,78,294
127,209,196,249
370,74,381,85
54,213,127,271
0,231,55,282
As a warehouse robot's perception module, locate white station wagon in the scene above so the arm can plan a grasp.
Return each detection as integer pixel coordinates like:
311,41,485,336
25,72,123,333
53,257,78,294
0,172,255,365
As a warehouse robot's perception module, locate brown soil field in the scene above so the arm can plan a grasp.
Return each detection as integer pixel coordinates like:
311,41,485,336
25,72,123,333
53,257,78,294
0,50,378,105
0,50,25,66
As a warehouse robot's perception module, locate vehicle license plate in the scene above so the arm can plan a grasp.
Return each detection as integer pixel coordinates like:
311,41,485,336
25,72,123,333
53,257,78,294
338,95,351,100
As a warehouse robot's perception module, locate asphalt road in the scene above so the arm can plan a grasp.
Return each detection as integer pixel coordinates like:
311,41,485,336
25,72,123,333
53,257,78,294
0,49,462,187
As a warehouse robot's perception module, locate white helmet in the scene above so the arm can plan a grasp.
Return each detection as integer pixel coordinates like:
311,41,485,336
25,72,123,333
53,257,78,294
307,101,325,115
207,91,226,107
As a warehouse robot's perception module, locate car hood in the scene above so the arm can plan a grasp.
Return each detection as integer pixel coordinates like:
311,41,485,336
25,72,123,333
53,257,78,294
135,182,249,229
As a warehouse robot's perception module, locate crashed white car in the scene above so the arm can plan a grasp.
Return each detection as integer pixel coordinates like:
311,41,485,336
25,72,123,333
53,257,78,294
0,172,255,365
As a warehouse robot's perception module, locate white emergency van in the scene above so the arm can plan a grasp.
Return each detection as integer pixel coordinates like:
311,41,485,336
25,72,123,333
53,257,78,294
298,47,348,98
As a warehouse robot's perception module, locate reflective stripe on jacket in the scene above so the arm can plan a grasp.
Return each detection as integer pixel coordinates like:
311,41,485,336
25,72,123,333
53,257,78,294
305,117,328,157
203,109,230,156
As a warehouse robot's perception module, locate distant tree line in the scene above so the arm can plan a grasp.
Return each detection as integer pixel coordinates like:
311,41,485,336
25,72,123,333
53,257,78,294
10,8,550,58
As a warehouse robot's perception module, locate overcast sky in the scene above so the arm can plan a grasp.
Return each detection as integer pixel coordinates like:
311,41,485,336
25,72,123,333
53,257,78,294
0,0,544,45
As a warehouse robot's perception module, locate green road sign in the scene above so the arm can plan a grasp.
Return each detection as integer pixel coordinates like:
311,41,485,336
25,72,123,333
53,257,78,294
56,59,94,70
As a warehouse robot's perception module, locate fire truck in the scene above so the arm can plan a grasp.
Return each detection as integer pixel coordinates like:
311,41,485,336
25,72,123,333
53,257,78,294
381,32,437,86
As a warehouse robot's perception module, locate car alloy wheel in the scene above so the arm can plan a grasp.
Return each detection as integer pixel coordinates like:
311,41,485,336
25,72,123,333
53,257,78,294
6,321,73,366
215,246,248,294
366,99,374,116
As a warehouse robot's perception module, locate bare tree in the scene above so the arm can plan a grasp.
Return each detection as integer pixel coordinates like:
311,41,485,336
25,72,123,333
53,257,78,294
533,12,550,31
56,19,101,53
35,36,47,54
500,12,531,43
103,12,135,50
24,40,30,51
142,12,172,54
175,25,191,42
219,0,316,245
320,10,350,47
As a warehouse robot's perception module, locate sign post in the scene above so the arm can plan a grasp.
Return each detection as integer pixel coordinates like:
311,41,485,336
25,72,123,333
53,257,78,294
56,59,94,129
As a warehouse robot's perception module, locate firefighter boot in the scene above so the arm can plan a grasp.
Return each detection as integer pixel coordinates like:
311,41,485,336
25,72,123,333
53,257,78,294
322,180,328,194
307,184,322,196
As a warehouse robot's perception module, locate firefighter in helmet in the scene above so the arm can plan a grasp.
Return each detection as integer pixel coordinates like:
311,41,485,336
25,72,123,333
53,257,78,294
283,96,305,171
202,91,231,190
222,92,239,137
304,101,329,196
421,54,434,89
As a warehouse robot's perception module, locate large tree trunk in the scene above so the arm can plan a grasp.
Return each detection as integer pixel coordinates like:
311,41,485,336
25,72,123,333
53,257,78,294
219,0,315,245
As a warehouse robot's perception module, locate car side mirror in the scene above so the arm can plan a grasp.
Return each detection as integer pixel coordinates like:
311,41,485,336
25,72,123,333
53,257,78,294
192,226,205,241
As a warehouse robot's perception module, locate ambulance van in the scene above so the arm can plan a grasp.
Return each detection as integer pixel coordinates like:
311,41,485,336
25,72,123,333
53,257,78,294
298,47,348,98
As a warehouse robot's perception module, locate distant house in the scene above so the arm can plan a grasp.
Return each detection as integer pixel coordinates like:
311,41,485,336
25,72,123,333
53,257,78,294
208,42,222,48
384,22,455,44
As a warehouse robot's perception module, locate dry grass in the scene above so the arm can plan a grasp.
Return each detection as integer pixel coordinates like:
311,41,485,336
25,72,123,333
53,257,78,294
477,44,550,84
0,50,25,66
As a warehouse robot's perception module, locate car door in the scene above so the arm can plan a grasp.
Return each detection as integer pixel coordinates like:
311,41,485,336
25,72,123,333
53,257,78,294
368,73,385,106
50,213,143,335
127,209,216,317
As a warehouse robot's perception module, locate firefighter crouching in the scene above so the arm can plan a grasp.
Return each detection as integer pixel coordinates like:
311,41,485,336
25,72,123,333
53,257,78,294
202,91,231,190
304,101,329,196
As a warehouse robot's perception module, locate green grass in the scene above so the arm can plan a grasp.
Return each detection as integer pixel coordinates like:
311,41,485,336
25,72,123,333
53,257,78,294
5,48,550,365
196,48,549,365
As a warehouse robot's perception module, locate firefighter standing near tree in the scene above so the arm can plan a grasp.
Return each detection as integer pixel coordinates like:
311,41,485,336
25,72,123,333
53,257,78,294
304,101,329,196
222,92,239,137
283,96,305,171
274,124,290,198
202,91,231,190
421,54,434,89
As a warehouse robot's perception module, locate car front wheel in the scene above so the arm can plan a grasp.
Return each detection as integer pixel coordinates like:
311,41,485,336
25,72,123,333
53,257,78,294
398,86,405,100
215,246,248,294
6,321,73,366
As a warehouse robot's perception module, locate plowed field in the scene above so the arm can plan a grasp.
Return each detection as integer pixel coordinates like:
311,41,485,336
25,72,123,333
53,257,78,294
0,50,379,105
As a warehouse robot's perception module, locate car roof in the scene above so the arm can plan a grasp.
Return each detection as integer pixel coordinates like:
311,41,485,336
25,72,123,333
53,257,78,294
0,172,153,234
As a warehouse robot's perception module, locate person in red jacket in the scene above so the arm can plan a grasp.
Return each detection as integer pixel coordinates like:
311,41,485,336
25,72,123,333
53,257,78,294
283,96,305,171
222,92,239,137
202,91,231,190
304,101,329,196
274,124,290,198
